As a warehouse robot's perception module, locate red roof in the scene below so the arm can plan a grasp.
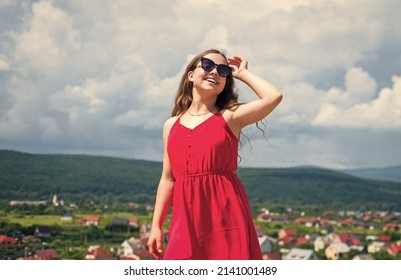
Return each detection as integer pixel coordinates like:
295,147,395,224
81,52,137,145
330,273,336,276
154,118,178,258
339,218,355,225
320,219,330,224
383,223,399,231
83,216,100,222
35,249,59,260
388,244,401,255
338,233,353,243
0,235,17,244
264,252,282,260
92,247,113,258
281,229,297,236
378,235,392,242
296,237,309,245
279,235,295,245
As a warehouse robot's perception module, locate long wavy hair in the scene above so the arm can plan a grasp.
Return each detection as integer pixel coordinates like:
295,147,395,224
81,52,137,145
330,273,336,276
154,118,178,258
171,49,240,117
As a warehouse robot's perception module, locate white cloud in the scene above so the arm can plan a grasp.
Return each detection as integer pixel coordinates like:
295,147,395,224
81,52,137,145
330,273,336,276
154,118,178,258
312,75,401,129
39,117,62,140
0,0,400,169
0,54,9,70
0,0,11,8
11,0,81,77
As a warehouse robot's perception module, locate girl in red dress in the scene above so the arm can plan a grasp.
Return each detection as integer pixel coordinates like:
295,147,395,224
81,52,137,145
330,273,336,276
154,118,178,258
147,49,282,260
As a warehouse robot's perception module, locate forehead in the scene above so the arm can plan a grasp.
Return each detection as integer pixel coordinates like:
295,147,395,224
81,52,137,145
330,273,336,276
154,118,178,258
203,53,227,64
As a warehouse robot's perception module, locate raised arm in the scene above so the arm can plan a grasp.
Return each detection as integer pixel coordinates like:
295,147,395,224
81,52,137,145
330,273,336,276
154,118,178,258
227,56,283,131
147,117,177,259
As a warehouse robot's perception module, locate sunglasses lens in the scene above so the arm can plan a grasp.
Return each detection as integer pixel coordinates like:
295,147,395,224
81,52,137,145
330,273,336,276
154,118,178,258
201,58,215,72
201,57,231,77
217,65,231,77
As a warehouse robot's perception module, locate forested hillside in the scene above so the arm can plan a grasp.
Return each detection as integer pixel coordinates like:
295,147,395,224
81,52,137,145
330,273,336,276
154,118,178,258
1,150,401,211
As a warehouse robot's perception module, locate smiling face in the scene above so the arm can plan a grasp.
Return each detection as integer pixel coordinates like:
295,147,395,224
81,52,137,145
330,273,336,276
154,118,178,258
188,53,228,96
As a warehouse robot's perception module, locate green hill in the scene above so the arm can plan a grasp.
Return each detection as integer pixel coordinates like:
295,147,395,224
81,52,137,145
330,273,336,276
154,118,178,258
339,165,401,183
1,150,401,211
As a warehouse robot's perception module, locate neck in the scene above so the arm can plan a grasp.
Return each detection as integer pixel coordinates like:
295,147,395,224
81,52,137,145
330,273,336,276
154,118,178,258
190,91,218,114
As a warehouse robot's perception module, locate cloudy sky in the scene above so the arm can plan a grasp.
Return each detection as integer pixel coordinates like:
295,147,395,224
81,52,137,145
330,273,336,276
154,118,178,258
0,0,400,169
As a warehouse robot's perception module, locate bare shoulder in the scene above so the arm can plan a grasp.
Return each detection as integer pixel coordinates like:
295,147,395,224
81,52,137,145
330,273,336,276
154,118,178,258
220,106,242,138
163,116,179,134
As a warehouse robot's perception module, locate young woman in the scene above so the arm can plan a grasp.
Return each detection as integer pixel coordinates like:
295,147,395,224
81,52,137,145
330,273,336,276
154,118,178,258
147,49,282,260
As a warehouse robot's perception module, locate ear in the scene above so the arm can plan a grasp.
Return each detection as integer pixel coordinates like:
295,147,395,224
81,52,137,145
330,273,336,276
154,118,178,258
188,71,194,82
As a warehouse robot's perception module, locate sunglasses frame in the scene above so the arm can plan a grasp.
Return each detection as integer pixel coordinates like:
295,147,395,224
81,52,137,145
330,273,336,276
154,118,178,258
200,57,232,77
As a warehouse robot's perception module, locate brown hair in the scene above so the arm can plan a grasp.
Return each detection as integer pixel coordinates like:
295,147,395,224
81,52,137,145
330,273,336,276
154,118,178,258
171,49,239,117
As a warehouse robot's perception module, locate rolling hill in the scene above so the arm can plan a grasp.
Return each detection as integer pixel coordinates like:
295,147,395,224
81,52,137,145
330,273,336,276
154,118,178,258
339,165,401,183
1,150,401,211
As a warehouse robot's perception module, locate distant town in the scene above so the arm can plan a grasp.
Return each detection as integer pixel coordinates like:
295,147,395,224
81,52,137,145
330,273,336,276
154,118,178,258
1,195,401,260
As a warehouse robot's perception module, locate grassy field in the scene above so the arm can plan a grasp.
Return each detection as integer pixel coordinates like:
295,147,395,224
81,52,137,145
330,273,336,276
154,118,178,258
3,212,153,228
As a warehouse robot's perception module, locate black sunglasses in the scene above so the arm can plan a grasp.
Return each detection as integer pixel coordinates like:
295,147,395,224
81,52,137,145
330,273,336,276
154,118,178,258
200,57,232,77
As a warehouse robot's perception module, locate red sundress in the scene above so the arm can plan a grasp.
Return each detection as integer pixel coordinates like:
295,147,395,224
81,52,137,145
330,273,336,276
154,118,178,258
163,111,262,260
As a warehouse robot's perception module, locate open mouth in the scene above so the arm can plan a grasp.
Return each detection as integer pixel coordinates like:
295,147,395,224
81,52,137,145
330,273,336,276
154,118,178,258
205,78,218,85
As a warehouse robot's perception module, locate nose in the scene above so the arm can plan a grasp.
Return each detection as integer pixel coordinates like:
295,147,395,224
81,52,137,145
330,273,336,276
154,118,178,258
210,66,218,75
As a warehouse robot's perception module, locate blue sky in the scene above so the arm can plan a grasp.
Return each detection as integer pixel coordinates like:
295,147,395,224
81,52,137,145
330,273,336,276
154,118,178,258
0,0,400,169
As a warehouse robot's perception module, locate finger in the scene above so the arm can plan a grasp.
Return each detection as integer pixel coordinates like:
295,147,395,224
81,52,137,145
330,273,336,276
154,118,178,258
149,245,162,260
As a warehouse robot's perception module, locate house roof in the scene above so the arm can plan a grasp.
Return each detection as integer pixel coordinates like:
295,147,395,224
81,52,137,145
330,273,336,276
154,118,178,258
297,237,309,244
112,217,128,224
327,243,350,253
353,254,375,260
35,249,59,260
388,244,401,254
91,247,114,259
0,235,17,244
279,235,295,245
378,235,392,242
36,226,51,234
83,216,100,222
284,248,315,260
263,252,282,260
280,228,297,236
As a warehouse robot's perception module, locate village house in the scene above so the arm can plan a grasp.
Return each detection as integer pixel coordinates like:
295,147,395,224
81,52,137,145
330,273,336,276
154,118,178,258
128,217,139,228
81,216,100,226
9,200,47,206
139,223,152,238
388,244,401,256
34,249,60,260
320,224,335,235
60,212,74,222
352,254,375,260
383,223,400,232
117,237,151,260
112,217,129,225
278,228,297,239
295,217,321,228
338,233,364,251
325,243,350,260
378,234,392,242
258,235,276,253
313,236,326,251
85,245,115,260
283,248,319,260
368,241,387,254
34,226,51,238
0,235,17,251
263,252,282,260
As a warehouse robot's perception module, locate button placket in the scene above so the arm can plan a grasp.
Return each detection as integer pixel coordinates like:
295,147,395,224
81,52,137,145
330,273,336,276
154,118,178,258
187,129,193,174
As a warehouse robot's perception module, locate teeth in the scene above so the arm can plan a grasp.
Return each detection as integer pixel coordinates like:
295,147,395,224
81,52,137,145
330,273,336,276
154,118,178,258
207,79,217,84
